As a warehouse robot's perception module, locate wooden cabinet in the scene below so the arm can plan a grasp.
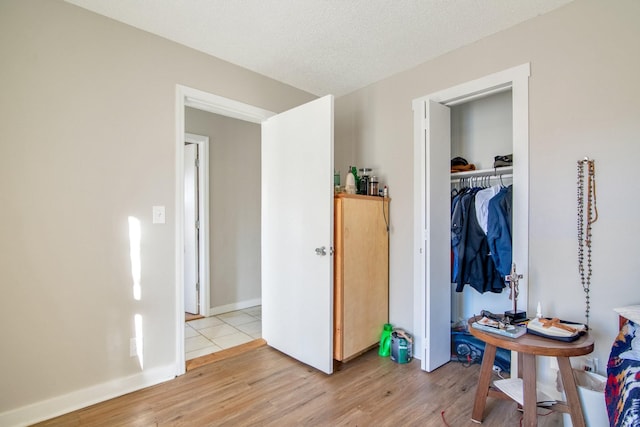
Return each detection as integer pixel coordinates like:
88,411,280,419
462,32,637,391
334,193,389,362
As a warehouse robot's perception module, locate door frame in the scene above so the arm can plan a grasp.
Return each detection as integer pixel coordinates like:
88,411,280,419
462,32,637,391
175,85,274,375
412,63,530,371
184,132,210,318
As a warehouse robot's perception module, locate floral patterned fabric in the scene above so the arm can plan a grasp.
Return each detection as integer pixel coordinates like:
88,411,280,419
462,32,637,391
606,319,640,426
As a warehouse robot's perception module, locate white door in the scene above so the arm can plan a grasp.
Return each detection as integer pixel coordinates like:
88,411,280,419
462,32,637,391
424,100,452,371
261,95,334,374
184,142,199,314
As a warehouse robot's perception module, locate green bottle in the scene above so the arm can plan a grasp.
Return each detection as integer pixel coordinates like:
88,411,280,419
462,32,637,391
378,323,393,357
350,166,360,192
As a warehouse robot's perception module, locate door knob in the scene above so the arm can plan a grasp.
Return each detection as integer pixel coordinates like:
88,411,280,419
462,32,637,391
315,246,327,256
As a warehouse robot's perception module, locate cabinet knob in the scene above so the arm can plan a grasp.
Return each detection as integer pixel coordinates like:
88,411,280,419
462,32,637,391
315,246,327,256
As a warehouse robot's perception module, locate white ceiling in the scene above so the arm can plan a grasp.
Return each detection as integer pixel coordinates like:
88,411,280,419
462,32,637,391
65,0,572,96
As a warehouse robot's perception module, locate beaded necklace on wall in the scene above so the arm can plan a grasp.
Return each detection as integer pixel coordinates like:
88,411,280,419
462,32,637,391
577,158,598,327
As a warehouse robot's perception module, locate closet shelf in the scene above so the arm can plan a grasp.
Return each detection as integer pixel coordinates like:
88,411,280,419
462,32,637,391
451,166,513,179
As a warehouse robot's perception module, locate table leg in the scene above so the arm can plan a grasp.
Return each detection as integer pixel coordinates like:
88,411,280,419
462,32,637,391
517,351,523,378
521,353,537,427
472,343,497,423
557,356,586,427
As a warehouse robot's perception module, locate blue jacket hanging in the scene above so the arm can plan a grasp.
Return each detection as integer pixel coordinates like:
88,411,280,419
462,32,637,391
487,185,513,279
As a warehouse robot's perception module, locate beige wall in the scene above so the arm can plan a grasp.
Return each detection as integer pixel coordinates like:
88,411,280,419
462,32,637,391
185,108,261,311
334,0,640,370
0,0,313,420
3,0,639,422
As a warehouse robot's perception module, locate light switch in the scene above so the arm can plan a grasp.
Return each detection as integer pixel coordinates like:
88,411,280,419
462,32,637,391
152,206,165,224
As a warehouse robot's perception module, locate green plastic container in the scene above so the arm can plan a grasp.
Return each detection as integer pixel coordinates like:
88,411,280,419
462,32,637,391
378,323,392,357
390,330,413,364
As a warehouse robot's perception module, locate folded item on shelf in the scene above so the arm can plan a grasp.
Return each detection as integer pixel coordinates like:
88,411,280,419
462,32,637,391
494,154,513,168
527,317,586,340
451,156,469,166
451,164,476,173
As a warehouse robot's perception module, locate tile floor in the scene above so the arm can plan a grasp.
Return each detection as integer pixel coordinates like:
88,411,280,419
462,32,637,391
185,306,262,361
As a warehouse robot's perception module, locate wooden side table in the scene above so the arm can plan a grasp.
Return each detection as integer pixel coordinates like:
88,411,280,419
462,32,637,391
468,317,594,427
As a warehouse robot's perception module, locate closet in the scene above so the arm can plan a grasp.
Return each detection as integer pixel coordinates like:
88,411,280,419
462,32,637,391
449,91,514,325
413,63,530,372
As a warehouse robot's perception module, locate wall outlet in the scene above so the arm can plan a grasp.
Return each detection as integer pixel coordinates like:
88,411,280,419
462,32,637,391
130,338,137,357
584,357,599,373
578,356,598,373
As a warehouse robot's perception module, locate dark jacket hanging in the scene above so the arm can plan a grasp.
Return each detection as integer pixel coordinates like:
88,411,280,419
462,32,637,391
455,188,505,294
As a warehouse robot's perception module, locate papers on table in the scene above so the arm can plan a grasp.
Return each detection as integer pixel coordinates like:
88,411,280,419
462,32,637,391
472,316,527,338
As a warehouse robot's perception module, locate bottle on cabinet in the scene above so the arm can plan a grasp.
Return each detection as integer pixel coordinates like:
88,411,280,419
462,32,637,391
343,166,388,197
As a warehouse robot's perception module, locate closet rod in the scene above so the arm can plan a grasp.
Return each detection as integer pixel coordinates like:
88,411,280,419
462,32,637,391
451,174,512,185
451,166,513,179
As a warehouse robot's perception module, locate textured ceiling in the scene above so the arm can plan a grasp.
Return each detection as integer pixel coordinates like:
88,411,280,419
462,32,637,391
64,0,572,96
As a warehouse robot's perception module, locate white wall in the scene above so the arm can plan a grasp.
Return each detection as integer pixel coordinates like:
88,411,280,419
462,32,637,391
334,0,640,372
451,90,512,171
0,0,314,423
185,108,262,312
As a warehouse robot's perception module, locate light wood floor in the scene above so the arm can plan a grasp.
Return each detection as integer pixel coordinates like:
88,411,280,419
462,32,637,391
34,346,562,426
185,312,204,322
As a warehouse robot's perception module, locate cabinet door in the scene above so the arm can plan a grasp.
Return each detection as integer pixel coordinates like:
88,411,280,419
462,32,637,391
341,197,389,360
333,197,345,360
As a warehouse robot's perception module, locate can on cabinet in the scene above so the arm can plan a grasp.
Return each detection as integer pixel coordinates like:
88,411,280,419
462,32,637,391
368,176,378,196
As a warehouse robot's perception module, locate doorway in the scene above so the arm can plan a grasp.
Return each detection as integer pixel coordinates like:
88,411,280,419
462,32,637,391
175,87,335,377
175,87,274,376
183,111,263,363
413,63,530,372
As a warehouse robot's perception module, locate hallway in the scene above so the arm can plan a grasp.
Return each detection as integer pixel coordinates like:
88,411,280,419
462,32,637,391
185,306,261,360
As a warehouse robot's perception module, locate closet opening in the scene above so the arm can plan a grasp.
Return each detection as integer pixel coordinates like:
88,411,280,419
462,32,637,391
450,90,513,328
412,63,530,373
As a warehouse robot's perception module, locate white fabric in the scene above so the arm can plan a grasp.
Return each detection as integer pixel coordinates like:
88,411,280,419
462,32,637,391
475,185,501,234
615,305,640,325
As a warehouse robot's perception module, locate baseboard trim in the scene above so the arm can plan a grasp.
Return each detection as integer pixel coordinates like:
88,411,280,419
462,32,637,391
0,364,176,427
209,298,261,316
